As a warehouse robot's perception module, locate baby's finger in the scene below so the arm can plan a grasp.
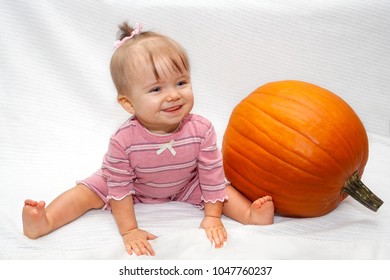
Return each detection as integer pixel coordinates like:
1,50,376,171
211,230,223,248
125,243,134,255
126,241,154,256
128,242,143,256
142,240,155,256
138,243,150,256
214,227,228,248
221,226,228,242
204,229,213,244
133,245,142,256
147,232,158,240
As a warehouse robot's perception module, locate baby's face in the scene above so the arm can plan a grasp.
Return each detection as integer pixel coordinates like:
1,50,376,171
128,60,194,134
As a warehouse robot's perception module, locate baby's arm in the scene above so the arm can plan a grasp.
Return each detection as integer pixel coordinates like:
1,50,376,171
200,201,227,248
110,195,157,256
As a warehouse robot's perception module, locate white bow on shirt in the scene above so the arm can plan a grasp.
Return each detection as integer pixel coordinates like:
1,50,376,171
156,140,176,156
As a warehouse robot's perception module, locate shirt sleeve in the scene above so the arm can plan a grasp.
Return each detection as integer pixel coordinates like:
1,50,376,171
101,136,135,200
198,124,228,203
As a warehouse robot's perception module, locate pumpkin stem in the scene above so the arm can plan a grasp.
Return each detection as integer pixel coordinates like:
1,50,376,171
342,171,383,212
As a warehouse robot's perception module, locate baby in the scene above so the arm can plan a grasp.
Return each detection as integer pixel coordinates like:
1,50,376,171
22,22,274,256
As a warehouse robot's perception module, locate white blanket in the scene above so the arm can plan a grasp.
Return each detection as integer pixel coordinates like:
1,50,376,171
1,0,389,260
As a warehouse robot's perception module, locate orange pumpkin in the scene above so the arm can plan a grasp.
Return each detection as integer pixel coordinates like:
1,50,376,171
222,80,383,217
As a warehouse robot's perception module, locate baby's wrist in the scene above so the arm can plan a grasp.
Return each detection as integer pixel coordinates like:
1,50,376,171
204,214,222,219
121,227,139,236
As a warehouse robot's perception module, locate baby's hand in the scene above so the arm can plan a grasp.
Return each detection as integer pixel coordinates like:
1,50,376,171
122,228,157,256
200,216,227,248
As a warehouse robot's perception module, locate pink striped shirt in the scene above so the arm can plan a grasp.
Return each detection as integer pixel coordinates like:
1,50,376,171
100,114,227,205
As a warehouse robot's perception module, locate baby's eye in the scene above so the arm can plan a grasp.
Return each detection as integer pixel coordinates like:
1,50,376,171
177,80,187,87
149,87,161,93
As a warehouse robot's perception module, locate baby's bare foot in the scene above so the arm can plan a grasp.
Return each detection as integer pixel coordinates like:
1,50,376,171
22,199,50,239
249,196,274,225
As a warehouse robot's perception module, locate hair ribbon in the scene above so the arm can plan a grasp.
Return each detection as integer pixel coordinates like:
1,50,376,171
113,22,143,48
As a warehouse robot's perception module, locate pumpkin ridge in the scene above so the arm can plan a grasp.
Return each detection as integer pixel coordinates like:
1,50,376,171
259,83,361,166
260,90,360,169
224,147,337,217
241,99,349,177
299,86,369,172
224,131,299,184
223,145,294,201
228,114,328,181
292,86,363,165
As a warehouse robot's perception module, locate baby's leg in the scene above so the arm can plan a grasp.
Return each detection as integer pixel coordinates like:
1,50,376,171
222,184,274,225
22,184,104,239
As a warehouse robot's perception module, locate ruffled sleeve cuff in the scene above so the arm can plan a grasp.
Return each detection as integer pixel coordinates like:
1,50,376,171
107,189,135,201
201,188,229,204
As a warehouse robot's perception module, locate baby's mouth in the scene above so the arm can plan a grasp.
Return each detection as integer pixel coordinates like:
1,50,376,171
163,105,182,112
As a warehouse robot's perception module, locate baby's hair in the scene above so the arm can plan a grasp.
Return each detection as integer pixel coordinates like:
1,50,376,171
117,22,138,41
110,22,190,97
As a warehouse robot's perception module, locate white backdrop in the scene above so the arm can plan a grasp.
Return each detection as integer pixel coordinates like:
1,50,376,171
1,0,389,260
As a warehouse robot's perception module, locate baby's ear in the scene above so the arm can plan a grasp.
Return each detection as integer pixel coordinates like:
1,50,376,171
118,95,135,114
